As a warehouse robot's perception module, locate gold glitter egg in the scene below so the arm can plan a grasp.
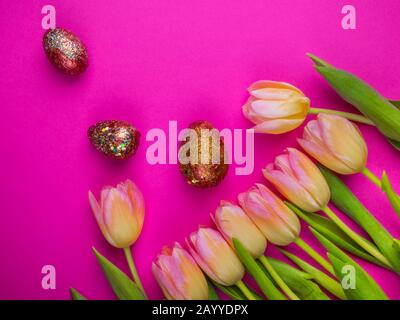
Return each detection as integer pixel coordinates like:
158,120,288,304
43,28,88,75
179,120,228,188
88,120,140,160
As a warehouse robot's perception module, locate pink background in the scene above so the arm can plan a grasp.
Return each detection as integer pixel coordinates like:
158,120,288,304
0,0,399,300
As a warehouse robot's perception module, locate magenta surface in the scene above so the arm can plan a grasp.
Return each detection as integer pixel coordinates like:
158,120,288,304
0,0,399,299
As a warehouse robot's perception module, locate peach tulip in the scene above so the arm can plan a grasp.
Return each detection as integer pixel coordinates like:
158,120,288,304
238,184,301,246
298,114,368,174
187,227,245,286
152,243,209,300
263,148,330,212
88,179,145,248
213,201,267,258
242,80,310,134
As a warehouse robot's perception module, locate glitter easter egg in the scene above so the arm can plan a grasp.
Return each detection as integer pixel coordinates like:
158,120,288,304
179,120,228,188
43,28,88,75
88,120,140,160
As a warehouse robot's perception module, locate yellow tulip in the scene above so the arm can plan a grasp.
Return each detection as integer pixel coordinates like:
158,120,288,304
298,114,368,174
88,179,145,248
242,80,310,134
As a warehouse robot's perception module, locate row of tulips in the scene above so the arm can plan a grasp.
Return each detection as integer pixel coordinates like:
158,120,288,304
70,64,399,299
151,113,399,300
70,111,399,300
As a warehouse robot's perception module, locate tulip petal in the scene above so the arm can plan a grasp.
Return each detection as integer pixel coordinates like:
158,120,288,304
253,119,304,134
250,87,303,101
125,179,145,237
188,228,244,286
173,246,208,300
318,114,367,172
187,233,222,284
263,165,320,212
103,188,139,248
214,202,267,258
242,97,264,124
248,80,305,96
241,188,299,245
255,184,301,240
298,138,354,174
250,98,309,119
153,256,184,300
287,148,330,209
88,191,117,247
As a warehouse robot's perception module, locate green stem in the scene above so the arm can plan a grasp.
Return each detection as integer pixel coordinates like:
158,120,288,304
259,255,299,300
235,280,256,300
123,247,148,299
293,237,335,276
361,167,382,188
321,206,392,268
309,108,374,125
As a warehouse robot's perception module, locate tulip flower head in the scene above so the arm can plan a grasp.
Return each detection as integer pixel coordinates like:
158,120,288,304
187,227,245,286
298,114,368,174
88,179,145,248
213,201,267,258
263,148,330,212
152,243,209,300
242,80,310,134
238,184,301,246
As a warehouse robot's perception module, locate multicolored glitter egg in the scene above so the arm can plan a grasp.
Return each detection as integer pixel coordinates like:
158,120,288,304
179,120,228,188
88,120,140,160
43,28,88,75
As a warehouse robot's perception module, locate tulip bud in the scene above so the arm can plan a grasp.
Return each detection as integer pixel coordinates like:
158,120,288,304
298,114,368,174
242,80,310,134
263,148,330,212
238,184,300,246
88,179,145,248
213,201,267,258
187,227,245,286
152,243,209,300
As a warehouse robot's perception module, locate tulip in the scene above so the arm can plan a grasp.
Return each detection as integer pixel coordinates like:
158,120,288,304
263,150,391,269
238,183,335,277
242,79,373,135
187,227,244,286
152,243,209,300
298,114,367,174
263,148,330,212
213,201,267,258
299,112,400,219
88,179,147,297
88,179,145,248
238,185,300,246
242,80,310,134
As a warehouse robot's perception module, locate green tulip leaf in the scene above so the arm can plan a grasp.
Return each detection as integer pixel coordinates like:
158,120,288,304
265,258,330,300
212,282,245,300
393,239,400,254
207,281,220,300
232,238,286,300
389,100,400,110
70,288,87,300
93,247,146,300
279,249,346,300
212,281,263,300
285,202,385,268
318,166,400,272
387,138,400,151
310,228,389,300
308,53,400,142
381,171,400,218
